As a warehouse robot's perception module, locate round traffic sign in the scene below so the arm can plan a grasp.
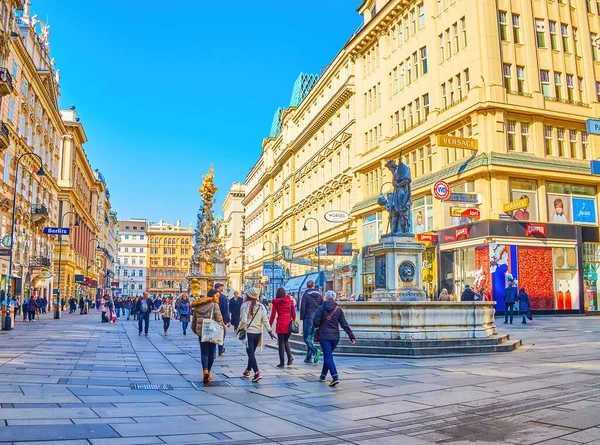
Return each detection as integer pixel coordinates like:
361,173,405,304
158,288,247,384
1,235,11,247
432,180,450,200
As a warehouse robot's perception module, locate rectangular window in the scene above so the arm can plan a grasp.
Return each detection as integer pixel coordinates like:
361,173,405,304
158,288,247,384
561,24,569,52
521,122,530,152
453,22,459,51
427,145,433,171
400,65,405,89
22,79,27,96
503,64,512,90
569,130,577,158
517,66,525,93
541,70,551,97
499,11,508,41
554,72,562,100
402,108,407,130
449,78,455,104
8,98,14,122
405,15,409,40
12,61,17,78
512,14,521,43
420,46,428,74
418,4,425,28
446,29,452,57
566,74,574,101
597,82,600,102
536,19,546,48
582,132,589,160
408,103,413,127
407,58,412,84
464,69,470,92
545,126,553,155
507,120,517,151
399,21,403,44
578,77,584,102
392,26,397,49
423,93,430,118
411,9,416,34
394,111,400,134
461,17,467,47
457,74,462,99
573,28,580,56
415,98,421,122
549,21,558,50
393,67,398,93
557,128,565,156
413,52,418,79
592,34,599,61
3,153,10,184
439,34,444,61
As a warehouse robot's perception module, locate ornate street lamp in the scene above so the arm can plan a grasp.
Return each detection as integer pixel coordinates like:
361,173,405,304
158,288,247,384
262,241,275,300
303,217,321,288
4,152,45,331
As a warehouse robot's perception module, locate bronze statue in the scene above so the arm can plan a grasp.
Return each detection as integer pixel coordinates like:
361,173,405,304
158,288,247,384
377,155,412,234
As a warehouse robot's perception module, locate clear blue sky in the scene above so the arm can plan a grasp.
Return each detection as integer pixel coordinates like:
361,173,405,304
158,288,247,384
34,0,362,225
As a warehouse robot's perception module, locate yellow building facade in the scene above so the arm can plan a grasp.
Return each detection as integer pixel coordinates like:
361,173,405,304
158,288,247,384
146,221,193,298
244,0,600,313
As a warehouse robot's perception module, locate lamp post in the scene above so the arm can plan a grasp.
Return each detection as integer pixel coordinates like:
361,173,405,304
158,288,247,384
233,255,244,292
302,217,321,288
262,241,275,300
54,203,79,319
4,152,45,331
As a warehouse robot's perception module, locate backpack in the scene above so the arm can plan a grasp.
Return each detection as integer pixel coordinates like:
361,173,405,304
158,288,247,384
141,299,149,313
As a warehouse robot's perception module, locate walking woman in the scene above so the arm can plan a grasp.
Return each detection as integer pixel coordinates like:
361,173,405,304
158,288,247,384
161,297,174,335
237,288,276,382
177,294,191,335
191,289,225,383
313,290,356,387
269,287,297,368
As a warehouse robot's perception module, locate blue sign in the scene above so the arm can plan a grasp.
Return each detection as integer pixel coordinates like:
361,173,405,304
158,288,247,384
591,160,600,176
43,227,70,235
448,193,479,203
586,119,600,135
572,197,597,224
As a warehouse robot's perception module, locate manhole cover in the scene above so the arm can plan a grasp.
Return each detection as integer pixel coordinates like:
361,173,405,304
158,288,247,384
130,384,173,390
190,381,232,388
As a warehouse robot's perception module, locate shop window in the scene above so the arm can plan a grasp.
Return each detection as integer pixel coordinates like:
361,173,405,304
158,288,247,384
554,247,579,310
547,183,597,225
509,179,538,221
363,212,383,246
507,120,516,150
412,196,434,233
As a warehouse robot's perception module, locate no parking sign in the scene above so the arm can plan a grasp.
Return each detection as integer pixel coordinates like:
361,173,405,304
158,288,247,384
432,180,450,200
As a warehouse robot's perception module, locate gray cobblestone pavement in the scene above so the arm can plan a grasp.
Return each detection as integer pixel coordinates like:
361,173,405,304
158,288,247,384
0,311,599,444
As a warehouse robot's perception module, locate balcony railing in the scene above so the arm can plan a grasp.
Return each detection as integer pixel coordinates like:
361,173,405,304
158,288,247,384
29,256,51,268
0,67,14,96
31,204,49,217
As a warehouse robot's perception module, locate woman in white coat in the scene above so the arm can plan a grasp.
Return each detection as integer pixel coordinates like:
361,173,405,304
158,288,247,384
237,287,276,382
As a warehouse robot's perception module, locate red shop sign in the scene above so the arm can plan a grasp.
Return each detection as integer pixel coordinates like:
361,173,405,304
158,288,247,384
416,233,438,243
454,226,470,240
461,208,481,218
526,223,546,237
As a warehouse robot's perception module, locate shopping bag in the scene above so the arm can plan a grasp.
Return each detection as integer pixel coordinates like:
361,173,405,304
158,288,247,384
201,304,224,345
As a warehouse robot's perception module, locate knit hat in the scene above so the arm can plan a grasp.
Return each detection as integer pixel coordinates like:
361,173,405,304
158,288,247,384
325,290,336,300
245,288,260,299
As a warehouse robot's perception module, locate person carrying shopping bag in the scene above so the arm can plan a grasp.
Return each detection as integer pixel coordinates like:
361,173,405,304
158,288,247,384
191,289,225,383
161,297,175,335
237,288,276,382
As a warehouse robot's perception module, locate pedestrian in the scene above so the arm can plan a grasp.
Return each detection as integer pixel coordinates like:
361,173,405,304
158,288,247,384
516,287,531,324
28,295,38,322
357,294,365,302
191,291,225,383
439,288,451,301
313,290,356,387
131,297,139,321
177,294,191,335
229,291,243,331
114,298,121,319
237,287,276,382
41,296,47,314
101,296,109,322
137,292,154,336
69,297,76,314
161,297,174,335
299,280,323,364
270,287,297,368
153,296,162,321
478,287,490,301
105,295,115,323
214,283,231,356
460,284,477,301
124,297,132,320
503,280,518,324
22,298,28,321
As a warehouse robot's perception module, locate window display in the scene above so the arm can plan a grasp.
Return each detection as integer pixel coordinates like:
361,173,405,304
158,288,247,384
509,179,538,221
583,243,599,312
553,247,579,310
546,183,597,225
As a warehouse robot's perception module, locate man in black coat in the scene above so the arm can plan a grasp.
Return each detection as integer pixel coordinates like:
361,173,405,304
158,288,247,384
460,284,477,302
214,284,231,356
300,280,324,363
229,291,243,331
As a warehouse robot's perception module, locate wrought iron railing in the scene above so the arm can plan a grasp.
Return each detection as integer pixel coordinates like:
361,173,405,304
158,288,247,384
29,256,51,268
0,67,14,91
31,204,48,217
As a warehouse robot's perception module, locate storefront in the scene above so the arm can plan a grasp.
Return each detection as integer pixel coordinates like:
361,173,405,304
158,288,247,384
583,242,600,313
437,221,597,314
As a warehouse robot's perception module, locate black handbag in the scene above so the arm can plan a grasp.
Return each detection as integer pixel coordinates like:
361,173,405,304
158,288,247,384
289,319,300,334
238,306,259,341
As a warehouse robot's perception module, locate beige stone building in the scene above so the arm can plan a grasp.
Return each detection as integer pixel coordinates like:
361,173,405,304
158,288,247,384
221,182,245,293
244,0,600,313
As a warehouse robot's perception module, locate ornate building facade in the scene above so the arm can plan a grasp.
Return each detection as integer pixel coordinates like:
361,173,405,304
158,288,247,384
221,182,245,293
117,219,147,298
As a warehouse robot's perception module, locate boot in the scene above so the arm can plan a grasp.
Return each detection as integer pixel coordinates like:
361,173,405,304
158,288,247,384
203,369,210,383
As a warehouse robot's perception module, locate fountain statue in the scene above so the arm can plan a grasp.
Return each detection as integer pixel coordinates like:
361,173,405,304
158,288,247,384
187,166,227,297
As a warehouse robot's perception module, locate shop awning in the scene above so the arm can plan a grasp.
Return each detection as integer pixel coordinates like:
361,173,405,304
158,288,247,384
284,276,307,293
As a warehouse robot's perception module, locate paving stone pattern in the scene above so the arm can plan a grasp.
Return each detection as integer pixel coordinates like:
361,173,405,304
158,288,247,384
0,311,599,444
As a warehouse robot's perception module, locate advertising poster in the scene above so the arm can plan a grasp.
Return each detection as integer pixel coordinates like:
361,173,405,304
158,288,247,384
489,243,518,311
572,197,597,224
509,191,538,221
412,209,427,234
547,194,572,224
517,246,554,310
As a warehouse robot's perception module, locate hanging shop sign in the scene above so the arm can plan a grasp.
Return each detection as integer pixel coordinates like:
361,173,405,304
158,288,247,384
111,281,119,287
75,274,85,284
526,224,547,237
586,118,600,135
0,249,10,257
503,197,530,214
450,207,481,218
436,135,479,151
281,246,294,261
326,242,353,256
325,211,350,223
454,226,471,240
416,233,438,243
432,180,451,200
315,245,327,256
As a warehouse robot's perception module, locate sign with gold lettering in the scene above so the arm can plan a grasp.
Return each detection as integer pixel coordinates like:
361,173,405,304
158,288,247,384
503,197,530,214
437,135,479,151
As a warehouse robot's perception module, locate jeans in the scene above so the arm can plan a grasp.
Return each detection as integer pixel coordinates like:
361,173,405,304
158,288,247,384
504,303,515,324
163,318,171,332
28,310,35,321
182,321,189,334
154,310,160,320
302,319,317,359
320,339,339,379
101,311,108,322
116,307,121,318
138,313,150,334
246,333,261,373
199,339,216,371
124,308,131,320
277,333,292,364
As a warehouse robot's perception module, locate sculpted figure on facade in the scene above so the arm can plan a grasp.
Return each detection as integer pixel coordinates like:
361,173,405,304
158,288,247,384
23,0,31,18
30,14,37,30
377,155,412,235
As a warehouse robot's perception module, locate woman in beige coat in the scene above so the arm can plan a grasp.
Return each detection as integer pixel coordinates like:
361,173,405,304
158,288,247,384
191,289,224,382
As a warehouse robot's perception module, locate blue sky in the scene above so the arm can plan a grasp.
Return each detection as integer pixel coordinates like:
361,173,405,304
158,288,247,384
33,0,362,225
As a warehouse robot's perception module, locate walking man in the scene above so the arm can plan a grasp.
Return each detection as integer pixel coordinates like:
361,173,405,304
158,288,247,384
503,279,518,324
137,292,153,336
215,283,231,356
229,291,243,331
300,280,324,363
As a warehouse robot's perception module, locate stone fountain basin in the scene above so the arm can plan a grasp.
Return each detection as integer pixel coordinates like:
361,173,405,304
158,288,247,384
338,301,497,341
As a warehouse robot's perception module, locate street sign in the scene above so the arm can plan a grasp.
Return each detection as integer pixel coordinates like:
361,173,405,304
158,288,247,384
325,211,350,223
1,236,11,247
0,249,10,257
291,258,312,266
586,119,600,135
432,180,450,200
262,262,283,279
44,227,70,235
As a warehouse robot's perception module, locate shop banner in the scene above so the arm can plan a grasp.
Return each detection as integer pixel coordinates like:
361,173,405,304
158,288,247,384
455,226,470,240
503,197,530,214
526,224,547,237
572,197,597,224
416,233,437,243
